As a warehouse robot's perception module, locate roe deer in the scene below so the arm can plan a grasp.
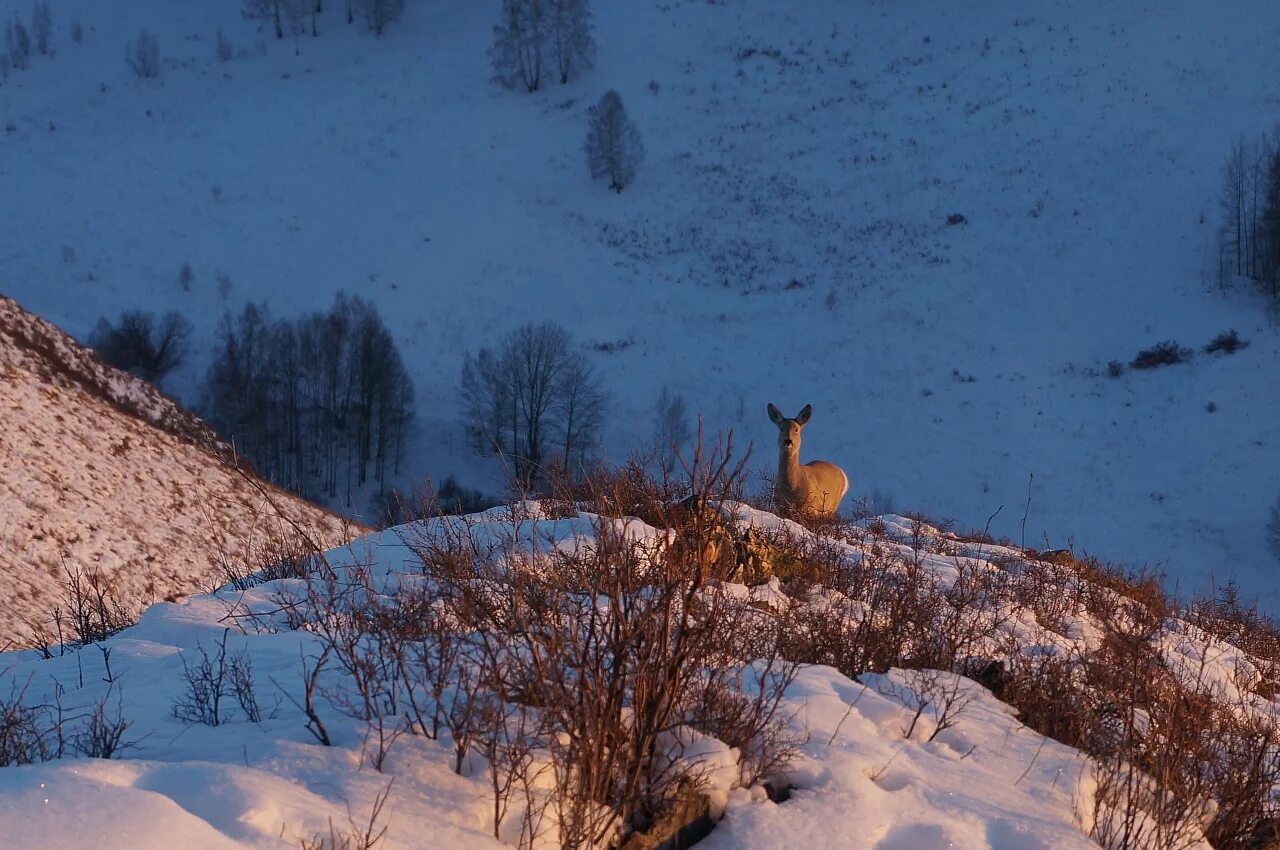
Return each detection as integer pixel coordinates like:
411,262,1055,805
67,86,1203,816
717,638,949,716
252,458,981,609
767,403,848,517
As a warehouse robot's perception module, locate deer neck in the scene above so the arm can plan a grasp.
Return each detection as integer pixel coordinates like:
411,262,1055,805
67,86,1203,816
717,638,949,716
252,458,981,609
778,445,802,489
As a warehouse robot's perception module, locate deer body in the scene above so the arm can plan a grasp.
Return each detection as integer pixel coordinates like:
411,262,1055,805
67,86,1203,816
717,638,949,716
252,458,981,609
768,403,848,517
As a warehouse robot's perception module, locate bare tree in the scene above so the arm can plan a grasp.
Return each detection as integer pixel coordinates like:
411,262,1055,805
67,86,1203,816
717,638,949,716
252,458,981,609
1248,136,1272,280
216,27,234,61
460,321,607,487
654,385,690,475
1267,494,1280,562
243,0,284,40
1260,144,1280,303
6,17,31,70
490,0,546,92
585,90,644,193
1222,137,1249,279
361,0,406,36
125,30,160,78
553,353,607,476
548,0,593,85
30,2,51,56
284,0,311,50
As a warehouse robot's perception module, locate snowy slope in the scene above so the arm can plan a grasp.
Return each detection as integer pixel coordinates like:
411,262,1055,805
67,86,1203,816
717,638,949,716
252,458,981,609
2,0,1279,602
0,295,358,648
0,505,1270,850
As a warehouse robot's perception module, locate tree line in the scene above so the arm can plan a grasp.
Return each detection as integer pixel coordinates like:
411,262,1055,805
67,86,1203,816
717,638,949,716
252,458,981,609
88,304,696,511
203,293,414,504
1219,132,1280,306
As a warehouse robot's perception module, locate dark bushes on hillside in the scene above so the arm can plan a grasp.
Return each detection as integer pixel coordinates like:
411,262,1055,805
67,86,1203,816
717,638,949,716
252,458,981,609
88,310,191,384
1130,340,1193,370
1205,329,1249,355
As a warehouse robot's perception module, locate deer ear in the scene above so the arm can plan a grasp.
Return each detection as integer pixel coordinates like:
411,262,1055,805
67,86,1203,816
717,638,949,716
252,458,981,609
795,404,813,425
767,403,783,425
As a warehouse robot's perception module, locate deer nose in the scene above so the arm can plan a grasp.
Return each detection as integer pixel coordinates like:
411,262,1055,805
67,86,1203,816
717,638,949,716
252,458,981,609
784,439,793,447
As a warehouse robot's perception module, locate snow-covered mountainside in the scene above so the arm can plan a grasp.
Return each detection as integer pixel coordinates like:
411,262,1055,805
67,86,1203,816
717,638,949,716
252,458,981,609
2,1,1279,597
0,294,358,648
0,504,1272,850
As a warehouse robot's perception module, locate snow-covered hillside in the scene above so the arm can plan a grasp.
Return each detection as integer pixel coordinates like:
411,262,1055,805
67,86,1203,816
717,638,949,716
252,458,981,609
0,295,358,648
0,503,1272,850
3,0,1279,601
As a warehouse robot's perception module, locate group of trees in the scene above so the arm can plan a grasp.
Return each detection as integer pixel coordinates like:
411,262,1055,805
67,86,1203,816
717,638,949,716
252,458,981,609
461,320,607,487
1218,132,1280,306
490,0,594,92
88,306,621,506
242,0,406,42
2,2,53,79
202,293,414,502
488,1,645,192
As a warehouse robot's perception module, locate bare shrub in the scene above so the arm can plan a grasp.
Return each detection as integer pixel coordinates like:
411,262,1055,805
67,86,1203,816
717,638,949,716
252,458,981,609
1130,341,1193,370
272,645,333,746
1205,329,1249,355
398,437,800,847
291,566,409,770
231,650,272,722
917,555,1013,672
474,700,549,842
681,631,801,785
35,564,136,653
216,27,234,61
89,309,192,384
73,689,136,758
299,781,392,850
173,629,260,726
125,30,160,78
0,678,56,766
878,668,973,743
214,521,320,592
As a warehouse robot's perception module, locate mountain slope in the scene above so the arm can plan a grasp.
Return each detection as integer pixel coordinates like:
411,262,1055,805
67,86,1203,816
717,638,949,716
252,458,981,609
0,295,357,648
2,0,1279,602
